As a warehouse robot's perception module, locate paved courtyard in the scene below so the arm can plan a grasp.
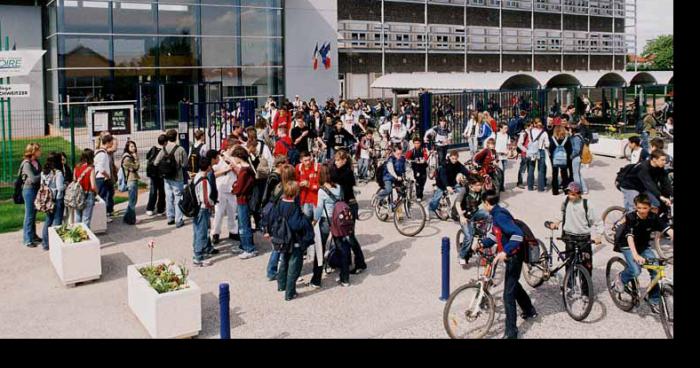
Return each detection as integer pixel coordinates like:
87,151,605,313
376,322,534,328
0,153,672,338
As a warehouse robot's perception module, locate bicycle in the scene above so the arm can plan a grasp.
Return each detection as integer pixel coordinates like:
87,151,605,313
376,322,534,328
433,187,453,221
606,256,673,338
443,247,501,339
521,221,595,321
602,203,674,263
373,173,426,237
601,205,625,245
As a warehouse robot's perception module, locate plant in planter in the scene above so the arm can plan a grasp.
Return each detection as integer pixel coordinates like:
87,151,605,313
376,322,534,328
49,223,101,286
55,224,90,243
138,261,190,294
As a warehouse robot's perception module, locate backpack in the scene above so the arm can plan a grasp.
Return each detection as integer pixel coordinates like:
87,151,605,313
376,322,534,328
280,140,300,166
581,143,593,165
614,162,640,191
64,167,91,210
527,129,545,161
269,203,296,253
179,177,204,218
187,143,204,174
322,187,355,238
146,146,161,178
375,161,387,188
12,161,28,205
552,137,568,167
158,145,180,180
253,141,271,180
561,197,589,230
117,155,129,192
324,238,344,271
513,219,541,266
34,172,56,213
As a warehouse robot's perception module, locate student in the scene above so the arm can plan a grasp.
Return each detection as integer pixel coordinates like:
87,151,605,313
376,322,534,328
405,137,429,201
526,118,549,192
515,121,531,189
121,141,141,225
188,130,207,175
94,134,115,221
54,152,71,225
329,118,356,157
357,130,374,181
73,149,98,229
377,145,406,206
145,134,166,216
291,113,322,155
426,116,451,166
473,138,498,182
153,129,188,228
627,136,648,164
494,123,510,192
612,194,673,314
549,125,572,196
296,152,320,221
473,191,537,339
570,124,588,194
210,144,238,245
453,174,489,266
230,146,258,259
463,112,479,157
428,150,468,218
20,143,42,247
618,150,672,213
311,165,347,287
192,157,216,267
547,182,603,279
264,181,314,300
40,153,65,250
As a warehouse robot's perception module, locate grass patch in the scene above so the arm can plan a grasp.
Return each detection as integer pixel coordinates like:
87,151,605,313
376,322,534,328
0,196,127,234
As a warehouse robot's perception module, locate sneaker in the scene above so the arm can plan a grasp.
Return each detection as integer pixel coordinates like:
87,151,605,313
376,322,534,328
239,251,257,260
175,221,185,229
146,211,154,216
517,184,526,189
520,309,538,320
158,212,166,217
268,275,277,281
193,259,213,267
207,248,220,255
459,258,467,266
167,220,175,225
350,266,366,275
611,273,625,294
230,247,244,254
308,282,321,289
25,242,37,248
340,281,350,287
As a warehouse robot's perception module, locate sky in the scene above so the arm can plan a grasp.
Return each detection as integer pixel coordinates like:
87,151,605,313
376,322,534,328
636,0,673,54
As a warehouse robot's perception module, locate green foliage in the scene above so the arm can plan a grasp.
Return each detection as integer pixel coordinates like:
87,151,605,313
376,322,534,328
643,35,673,70
138,262,190,294
55,224,90,243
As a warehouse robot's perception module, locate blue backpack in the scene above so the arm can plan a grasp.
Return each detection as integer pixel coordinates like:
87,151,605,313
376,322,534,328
552,137,569,167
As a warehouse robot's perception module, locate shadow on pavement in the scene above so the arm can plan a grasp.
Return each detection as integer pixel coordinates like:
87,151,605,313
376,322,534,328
352,237,418,283
100,252,133,283
200,291,247,338
584,178,606,191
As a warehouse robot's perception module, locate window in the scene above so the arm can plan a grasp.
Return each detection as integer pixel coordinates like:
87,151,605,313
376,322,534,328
158,3,195,35
113,2,156,34
62,0,110,33
61,36,111,68
113,36,157,68
201,4,239,36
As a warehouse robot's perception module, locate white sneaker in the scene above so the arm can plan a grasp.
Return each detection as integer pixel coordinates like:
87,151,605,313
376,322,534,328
459,258,467,266
238,251,257,260
146,211,154,216
230,247,244,254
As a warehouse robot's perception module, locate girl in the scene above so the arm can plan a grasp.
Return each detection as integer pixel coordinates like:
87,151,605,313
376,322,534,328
122,141,141,225
40,153,65,250
494,124,510,192
311,165,348,287
21,143,42,247
73,149,98,228
549,125,572,196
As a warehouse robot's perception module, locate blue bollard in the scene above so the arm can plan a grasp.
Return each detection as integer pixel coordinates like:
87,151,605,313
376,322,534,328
439,237,450,301
219,283,230,339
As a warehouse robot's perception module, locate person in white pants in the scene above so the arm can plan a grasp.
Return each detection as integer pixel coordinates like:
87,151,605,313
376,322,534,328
211,142,239,244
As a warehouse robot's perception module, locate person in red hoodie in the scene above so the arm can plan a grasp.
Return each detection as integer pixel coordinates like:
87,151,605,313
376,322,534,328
296,151,320,221
230,145,257,259
272,106,292,137
273,125,294,158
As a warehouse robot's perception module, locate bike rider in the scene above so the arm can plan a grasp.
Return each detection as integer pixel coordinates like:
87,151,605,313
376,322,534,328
405,137,429,202
424,116,452,167
330,118,357,159
453,173,489,266
472,191,537,339
472,137,499,190
377,145,406,209
611,193,674,314
428,150,468,219
388,113,408,151
618,150,672,214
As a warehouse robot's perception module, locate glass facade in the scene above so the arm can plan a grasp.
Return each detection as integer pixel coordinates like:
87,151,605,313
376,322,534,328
46,0,284,129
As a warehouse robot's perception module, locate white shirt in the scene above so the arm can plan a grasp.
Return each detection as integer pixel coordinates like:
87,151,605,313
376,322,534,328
194,172,214,209
389,124,407,142
629,147,643,164
528,128,549,150
342,114,356,134
213,158,237,194
463,118,477,138
94,149,111,179
495,132,509,158
379,121,391,137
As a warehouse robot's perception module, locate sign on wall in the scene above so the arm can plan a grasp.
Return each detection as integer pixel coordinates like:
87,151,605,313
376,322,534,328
87,105,134,137
0,84,30,98
0,50,45,78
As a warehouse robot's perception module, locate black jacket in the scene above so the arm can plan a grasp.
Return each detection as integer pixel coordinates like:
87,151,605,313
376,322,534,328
437,161,468,190
330,161,356,202
261,172,282,207
619,160,672,199
548,136,573,162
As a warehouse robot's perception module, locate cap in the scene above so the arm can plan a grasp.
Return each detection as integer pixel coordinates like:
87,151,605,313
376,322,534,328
564,182,582,194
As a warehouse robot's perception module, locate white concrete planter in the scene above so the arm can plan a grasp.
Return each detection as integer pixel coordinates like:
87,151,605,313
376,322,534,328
127,259,201,339
590,136,626,158
49,223,102,286
92,195,107,234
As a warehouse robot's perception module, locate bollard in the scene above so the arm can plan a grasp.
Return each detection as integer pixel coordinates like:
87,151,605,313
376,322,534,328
439,237,450,301
219,283,230,339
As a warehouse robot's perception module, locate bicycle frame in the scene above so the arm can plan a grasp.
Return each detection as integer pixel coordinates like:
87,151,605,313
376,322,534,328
635,263,670,303
536,229,587,279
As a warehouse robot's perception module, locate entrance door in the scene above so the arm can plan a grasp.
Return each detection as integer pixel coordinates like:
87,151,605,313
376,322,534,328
138,83,160,131
162,83,194,129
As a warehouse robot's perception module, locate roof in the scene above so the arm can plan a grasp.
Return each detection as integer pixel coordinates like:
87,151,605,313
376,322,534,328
370,71,674,91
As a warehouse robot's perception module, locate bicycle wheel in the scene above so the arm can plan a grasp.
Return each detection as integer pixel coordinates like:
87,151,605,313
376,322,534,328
436,195,452,221
653,232,674,264
605,256,636,312
602,206,625,244
394,199,426,237
455,229,465,255
660,284,674,339
522,240,548,288
443,283,496,339
623,142,633,161
375,200,390,222
562,264,594,321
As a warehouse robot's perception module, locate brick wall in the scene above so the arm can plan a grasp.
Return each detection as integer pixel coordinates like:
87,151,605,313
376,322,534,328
502,9,532,29
467,53,500,72
466,7,499,27
428,4,464,26
428,53,465,72
502,54,532,72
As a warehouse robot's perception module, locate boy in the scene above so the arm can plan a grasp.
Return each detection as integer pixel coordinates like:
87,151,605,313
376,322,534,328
627,136,648,164
516,121,531,189
428,150,468,218
405,137,429,201
273,125,294,157
473,191,537,339
192,157,216,267
231,146,258,259
453,173,489,266
377,145,406,206
612,194,673,314
210,145,238,245
357,130,374,181
494,123,510,192
297,151,320,221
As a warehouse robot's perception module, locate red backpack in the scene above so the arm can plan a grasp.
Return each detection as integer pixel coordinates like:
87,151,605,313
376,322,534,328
321,187,355,238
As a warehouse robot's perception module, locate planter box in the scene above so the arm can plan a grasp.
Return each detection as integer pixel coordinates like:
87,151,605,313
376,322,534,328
49,223,102,286
92,195,107,234
590,136,626,158
127,259,201,339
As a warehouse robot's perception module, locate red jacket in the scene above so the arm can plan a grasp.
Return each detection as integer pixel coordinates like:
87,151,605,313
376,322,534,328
273,136,293,157
473,148,496,175
232,165,255,205
489,118,497,133
296,162,320,206
272,111,291,135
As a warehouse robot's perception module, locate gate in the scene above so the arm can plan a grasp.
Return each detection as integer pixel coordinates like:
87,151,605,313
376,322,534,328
181,99,257,152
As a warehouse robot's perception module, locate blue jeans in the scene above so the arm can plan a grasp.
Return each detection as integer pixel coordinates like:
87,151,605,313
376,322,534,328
429,185,462,212
640,131,650,152
527,150,546,191
53,197,64,226
517,157,528,186
277,246,304,299
164,179,184,224
620,247,660,304
41,209,58,249
358,158,369,180
302,203,315,222
123,181,138,225
74,192,96,229
622,188,660,213
458,209,491,259
96,178,115,215
267,250,281,279
237,203,255,253
22,188,38,245
192,208,211,261
572,156,588,193
377,180,394,202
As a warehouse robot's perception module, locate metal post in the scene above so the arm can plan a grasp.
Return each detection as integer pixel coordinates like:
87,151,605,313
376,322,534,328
68,96,76,167
219,283,231,339
439,236,450,301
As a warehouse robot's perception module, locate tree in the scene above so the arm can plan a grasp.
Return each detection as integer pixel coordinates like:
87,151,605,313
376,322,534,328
642,34,673,70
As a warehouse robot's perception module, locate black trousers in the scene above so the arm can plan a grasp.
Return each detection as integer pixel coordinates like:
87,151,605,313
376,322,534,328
504,251,535,337
146,176,166,214
551,165,570,195
413,165,427,200
562,232,593,276
348,202,367,269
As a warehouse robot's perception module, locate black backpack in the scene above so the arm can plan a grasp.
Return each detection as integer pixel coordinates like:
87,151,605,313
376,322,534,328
513,219,541,266
179,177,204,218
187,144,204,174
269,202,296,253
13,161,28,205
158,145,180,180
146,146,161,178
614,163,641,191
375,161,387,188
